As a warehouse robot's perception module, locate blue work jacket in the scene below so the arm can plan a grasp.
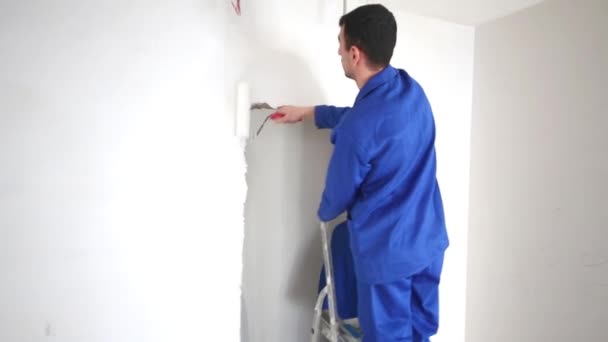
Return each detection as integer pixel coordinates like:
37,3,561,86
315,65,449,284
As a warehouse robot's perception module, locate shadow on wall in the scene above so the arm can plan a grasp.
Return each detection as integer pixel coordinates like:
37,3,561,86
240,40,333,342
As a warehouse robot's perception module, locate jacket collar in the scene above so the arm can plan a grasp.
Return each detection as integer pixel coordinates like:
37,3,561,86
355,65,398,104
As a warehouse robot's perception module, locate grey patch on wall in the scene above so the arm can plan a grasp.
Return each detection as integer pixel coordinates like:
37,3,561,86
242,108,332,341
240,63,334,342
241,296,249,342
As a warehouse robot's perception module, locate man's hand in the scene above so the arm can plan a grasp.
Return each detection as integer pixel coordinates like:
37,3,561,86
273,106,315,124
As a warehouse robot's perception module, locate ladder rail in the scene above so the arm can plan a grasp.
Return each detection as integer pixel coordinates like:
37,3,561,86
321,221,339,341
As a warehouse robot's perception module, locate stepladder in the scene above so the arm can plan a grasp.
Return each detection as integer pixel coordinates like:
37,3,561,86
310,221,362,342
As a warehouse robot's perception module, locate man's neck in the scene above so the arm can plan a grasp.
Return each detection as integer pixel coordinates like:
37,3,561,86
355,65,385,89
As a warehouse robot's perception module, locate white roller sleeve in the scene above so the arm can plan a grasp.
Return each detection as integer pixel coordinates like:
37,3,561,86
235,81,251,139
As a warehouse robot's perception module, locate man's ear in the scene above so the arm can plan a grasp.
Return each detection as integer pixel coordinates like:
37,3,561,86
351,46,361,64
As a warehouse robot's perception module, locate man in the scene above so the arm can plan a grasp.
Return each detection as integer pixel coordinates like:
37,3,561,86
274,4,449,342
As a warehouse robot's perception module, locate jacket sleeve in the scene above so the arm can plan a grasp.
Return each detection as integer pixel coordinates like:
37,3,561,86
314,105,351,129
317,130,371,222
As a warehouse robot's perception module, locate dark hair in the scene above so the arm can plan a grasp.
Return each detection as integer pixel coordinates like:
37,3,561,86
339,4,397,67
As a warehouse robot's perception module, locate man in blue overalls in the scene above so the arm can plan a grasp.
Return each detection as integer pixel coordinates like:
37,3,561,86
275,4,449,341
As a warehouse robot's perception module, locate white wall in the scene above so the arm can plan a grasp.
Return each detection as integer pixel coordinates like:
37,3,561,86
381,0,546,26
467,0,608,341
232,1,474,341
0,1,474,341
0,1,244,341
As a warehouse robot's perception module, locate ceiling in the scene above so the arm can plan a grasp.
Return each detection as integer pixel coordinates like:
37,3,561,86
379,0,547,26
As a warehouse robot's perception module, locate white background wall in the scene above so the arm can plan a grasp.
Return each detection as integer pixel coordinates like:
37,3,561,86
0,0,475,341
0,1,243,341
233,1,474,341
467,0,608,340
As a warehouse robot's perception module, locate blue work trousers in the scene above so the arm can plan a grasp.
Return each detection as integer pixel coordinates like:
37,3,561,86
319,222,444,341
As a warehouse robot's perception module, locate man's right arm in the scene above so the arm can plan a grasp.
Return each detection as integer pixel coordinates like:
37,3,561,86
275,105,351,130
314,105,351,129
